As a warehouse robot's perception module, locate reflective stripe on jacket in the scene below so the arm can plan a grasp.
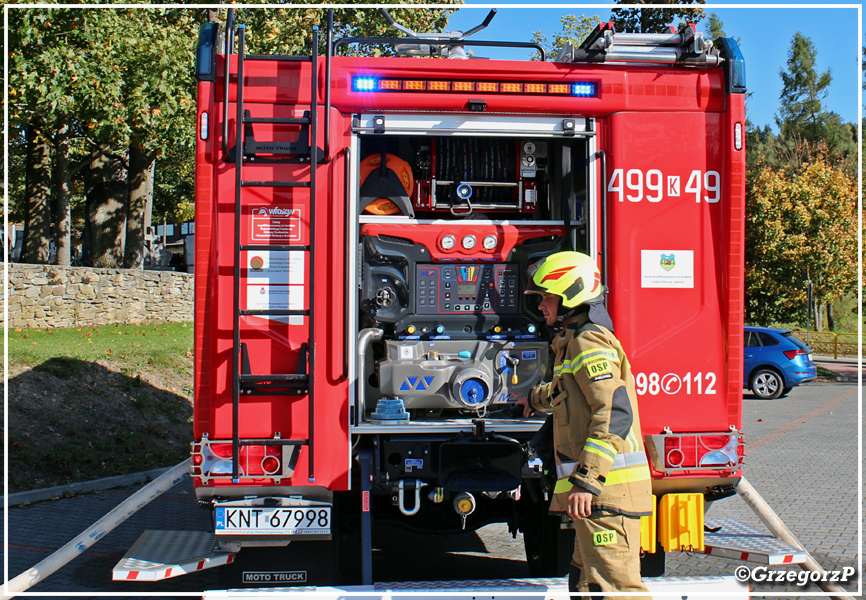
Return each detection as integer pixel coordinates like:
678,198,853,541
530,312,652,517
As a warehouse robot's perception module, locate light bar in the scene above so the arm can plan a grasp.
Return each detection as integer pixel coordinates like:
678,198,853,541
351,76,599,98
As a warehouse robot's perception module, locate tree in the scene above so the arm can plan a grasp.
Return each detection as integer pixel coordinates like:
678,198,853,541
745,146,858,329
755,32,858,171
531,14,601,61
776,33,832,142
611,0,705,34
704,13,727,39
20,122,53,264
8,8,79,264
9,5,457,268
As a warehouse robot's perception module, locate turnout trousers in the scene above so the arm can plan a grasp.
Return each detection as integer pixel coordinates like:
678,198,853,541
570,512,650,599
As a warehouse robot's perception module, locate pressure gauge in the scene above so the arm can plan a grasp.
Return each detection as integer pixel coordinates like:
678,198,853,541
523,141,536,155
482,234,498,251
462,235,477,250
441,235,456,250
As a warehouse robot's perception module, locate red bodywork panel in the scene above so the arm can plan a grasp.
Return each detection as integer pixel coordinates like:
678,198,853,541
603,102,746,439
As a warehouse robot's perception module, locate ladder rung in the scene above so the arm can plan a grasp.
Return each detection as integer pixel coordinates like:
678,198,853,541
240,309,309,317
239,374,309,383
241,181,310,188
239,438,309,446
245,117,311,125
240,244,310,252
246,54,314,62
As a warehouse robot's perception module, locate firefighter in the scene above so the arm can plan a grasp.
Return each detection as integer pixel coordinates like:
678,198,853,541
517,251,653,599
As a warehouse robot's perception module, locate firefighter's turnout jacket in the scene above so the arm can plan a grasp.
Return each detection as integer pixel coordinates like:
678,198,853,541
529,311,652,517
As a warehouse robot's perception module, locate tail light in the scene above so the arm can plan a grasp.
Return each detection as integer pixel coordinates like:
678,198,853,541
646,429,745,475
191,434,298,484
783,349,808,360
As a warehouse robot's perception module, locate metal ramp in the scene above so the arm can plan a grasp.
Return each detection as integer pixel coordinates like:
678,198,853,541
704,518,808,565
113,530,235,581
202,576,748,599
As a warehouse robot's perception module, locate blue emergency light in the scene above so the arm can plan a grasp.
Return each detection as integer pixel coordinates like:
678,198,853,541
352,76,379,92
571,82,597,97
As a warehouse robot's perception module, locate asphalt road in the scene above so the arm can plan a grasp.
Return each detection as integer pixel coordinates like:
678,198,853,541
3,375,861,599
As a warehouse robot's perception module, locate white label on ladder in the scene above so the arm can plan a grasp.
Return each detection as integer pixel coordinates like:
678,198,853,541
251,206,302,242
245,251,305,323
245,251,304,285
246,285,304,324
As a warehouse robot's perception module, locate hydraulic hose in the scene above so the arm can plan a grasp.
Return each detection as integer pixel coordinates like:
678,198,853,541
3,459,190,598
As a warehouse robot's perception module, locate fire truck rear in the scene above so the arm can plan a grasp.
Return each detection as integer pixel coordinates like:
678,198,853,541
119,9,760,588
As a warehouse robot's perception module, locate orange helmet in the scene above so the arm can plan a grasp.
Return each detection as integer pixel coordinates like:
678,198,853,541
360,154,414,215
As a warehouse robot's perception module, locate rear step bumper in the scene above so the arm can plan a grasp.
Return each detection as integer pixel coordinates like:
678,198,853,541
200,576,748,599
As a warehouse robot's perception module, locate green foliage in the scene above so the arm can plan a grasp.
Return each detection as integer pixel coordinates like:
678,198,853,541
231,4,456,56
7,4,458,261
745,148,858,328
776,33,831,141
611,0,705,34
704,13,726,39
748,33,856,174
532,14,602,61
153,142,195,225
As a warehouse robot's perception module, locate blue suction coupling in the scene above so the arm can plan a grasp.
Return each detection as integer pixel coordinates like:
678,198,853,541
371,397,410,424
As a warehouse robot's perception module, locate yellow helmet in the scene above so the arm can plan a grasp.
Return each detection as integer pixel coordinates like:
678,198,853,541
525,251,603,308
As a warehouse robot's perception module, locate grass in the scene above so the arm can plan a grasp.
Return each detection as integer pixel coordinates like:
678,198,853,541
8,322,194,372
6,322,196,492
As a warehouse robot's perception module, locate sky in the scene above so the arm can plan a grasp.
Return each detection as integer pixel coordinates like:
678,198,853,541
442,2,862,132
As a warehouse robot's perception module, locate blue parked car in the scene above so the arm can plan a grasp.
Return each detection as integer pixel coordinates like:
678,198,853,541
743,326,817,399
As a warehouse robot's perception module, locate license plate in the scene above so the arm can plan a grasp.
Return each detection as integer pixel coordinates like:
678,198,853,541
214,505,331,536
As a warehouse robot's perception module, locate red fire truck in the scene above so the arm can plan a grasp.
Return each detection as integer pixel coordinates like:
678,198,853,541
113,9,802,591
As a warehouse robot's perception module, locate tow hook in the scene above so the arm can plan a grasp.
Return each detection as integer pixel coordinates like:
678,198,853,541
397,479,427,516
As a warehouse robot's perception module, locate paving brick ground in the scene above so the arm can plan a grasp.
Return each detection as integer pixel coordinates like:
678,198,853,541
3,379,861,598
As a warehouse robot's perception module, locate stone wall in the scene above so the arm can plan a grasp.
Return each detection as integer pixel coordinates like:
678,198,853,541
6,264,194,329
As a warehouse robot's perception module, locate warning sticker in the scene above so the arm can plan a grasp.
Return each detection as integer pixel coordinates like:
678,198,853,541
245,285,304,311
245,284,305,326
251,206,302,242
245,251,305,285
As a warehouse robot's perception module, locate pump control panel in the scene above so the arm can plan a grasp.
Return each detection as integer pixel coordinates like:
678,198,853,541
415,264,520,315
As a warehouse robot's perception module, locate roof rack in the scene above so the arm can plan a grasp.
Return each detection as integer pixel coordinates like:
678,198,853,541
557,22,721,66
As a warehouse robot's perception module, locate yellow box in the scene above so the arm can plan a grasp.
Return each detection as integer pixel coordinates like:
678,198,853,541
658,493,704,552
639,495,657,553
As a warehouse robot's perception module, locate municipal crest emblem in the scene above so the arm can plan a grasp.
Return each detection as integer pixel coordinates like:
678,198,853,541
660,254,675,271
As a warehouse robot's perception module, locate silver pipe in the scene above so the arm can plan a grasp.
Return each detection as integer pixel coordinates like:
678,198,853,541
612,33,685,46
605,51,722,65
356,328,384,426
